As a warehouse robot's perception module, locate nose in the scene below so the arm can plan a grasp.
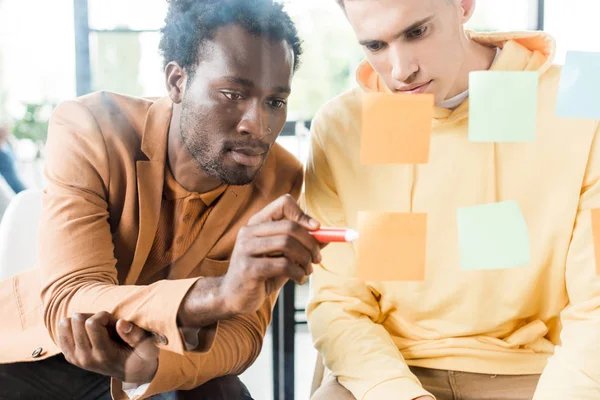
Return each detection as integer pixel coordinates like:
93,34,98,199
237,100,271,139
389,43,418,83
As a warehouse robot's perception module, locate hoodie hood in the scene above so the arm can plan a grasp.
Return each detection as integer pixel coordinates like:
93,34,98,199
356,31,557,210
356,31,556,123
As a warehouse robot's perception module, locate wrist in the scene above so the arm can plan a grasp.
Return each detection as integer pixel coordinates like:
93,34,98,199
177,277,230,328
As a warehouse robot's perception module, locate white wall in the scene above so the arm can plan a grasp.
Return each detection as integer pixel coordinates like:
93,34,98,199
545,0,600,64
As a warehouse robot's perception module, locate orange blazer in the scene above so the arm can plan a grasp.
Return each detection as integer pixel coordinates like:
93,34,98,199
0,92,303,399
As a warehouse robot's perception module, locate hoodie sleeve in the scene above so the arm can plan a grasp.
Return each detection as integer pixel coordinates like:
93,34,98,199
534,122,600,399
305,114,434,400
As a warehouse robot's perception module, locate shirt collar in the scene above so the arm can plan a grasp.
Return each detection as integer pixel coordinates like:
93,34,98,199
164,166,227,206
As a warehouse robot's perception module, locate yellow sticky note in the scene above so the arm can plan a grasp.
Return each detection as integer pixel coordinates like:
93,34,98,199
361,93,433,165
591,209,600,275
357,212,427,281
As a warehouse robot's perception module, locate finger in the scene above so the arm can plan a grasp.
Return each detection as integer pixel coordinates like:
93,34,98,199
247,194,320,230
249,235,313,273
254,257,307,284
85,311,113,352
245,220,322,263
117,320,159,362
116,319,148,348
72,313,94,351
58,318,75,355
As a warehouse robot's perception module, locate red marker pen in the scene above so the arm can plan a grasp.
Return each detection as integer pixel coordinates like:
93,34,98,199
309,228,359,243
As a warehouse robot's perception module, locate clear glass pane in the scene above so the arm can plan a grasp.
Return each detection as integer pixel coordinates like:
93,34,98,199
88,0,167,31
90,31,166,97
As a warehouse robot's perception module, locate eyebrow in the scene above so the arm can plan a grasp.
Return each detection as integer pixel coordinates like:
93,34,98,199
222,76,291,95
358,15,435,46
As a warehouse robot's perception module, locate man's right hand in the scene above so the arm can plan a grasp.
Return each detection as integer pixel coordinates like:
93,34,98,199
219,194,322,315
178,194,322,328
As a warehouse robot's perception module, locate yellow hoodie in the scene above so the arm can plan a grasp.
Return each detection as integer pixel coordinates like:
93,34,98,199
305,32,600,400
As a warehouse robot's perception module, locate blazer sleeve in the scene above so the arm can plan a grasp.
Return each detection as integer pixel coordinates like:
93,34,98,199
39,100,199,356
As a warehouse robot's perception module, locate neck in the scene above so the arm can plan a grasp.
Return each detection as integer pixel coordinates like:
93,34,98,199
445,33,497,99
167,106,222,194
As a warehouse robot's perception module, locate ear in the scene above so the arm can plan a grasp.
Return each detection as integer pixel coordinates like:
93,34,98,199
165,61,188,104
459,0,476,24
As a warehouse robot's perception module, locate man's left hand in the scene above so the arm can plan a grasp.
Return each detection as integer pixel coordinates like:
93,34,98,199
58,311,159,384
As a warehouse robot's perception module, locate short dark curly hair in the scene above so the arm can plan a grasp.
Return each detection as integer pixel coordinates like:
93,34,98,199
159,0,303,76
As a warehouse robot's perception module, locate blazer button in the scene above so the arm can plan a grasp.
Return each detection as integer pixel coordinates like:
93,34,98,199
32,347,43,358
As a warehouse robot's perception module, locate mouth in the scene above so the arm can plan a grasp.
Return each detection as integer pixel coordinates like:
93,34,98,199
228,148,266,167
396,80,432,94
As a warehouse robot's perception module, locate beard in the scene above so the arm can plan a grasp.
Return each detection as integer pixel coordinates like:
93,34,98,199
179,103,267,186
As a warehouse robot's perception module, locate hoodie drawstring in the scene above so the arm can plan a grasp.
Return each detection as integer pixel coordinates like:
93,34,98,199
409,164,416,213
488,143,498,203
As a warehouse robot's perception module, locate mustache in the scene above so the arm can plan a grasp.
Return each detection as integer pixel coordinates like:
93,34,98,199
224,140,271,154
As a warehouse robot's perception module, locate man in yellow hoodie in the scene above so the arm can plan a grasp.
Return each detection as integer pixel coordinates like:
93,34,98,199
306,0,600,399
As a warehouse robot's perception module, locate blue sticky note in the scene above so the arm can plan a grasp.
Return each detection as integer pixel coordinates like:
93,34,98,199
556,51,600,120
469,71,538,142
457,201,530,270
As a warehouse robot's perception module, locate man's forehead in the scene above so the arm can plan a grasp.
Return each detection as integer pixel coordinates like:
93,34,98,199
200,29,294,87
346,0,439,39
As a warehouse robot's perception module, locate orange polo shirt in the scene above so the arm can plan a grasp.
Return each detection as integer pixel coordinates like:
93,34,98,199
141,166,227,284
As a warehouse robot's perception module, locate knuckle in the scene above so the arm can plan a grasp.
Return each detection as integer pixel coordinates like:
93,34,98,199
282,194,294,203
97,311,111,319
94,351,109,365
276,258,292,272
282,235,295,249
283,220,298,234
238,226,248,238
245,258,258,273
236,240,251,257
63,353,75,365
72,313,84,321
76,355,91,369
302,252,312,266
235,256,251,274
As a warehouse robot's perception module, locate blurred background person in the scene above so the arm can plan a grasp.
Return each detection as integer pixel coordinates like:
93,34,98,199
0,123,27,194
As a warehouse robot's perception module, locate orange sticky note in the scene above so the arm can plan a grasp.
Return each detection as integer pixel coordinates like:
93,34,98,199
361,93,433,165
356,211,427,281
591,209,600,275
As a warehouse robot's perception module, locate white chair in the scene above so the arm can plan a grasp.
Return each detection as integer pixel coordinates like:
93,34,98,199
0,181,13,220
0,189,43,280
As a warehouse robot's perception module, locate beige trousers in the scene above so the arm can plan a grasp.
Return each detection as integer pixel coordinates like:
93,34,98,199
312,366,540,400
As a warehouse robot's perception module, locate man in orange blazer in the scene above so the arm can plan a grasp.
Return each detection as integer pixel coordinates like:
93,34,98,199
0,1,322,399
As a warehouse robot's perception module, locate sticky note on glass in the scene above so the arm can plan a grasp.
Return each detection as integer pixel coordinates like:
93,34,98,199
469,71,538,142
457,201,530,270
556,51,600,120
591,209,600,275
361,93,433,164
356,212,427,281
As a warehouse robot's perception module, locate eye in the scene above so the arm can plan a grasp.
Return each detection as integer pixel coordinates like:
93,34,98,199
407,26,428,39
269,99,287,109
222,92,243,101
365,42,386,53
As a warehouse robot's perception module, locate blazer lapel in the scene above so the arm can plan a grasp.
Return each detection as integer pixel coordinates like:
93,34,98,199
125,161,164,285
124,98,172,285
168,184,253,280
